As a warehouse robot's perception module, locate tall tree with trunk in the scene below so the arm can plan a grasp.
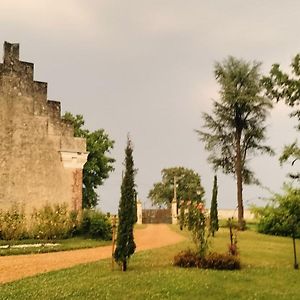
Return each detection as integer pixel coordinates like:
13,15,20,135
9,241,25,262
210,175,219,237
148,167,205,207
114,137,136,271
197,57,273,229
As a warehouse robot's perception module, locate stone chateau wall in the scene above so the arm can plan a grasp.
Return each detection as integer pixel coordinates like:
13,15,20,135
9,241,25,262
0,42,88,212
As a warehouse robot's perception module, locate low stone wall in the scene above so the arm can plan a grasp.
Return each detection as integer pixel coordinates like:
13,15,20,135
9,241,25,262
136,201,254,224
217,209,254,220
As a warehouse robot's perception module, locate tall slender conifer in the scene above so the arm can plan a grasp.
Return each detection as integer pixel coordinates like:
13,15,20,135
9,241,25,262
114,137,136,271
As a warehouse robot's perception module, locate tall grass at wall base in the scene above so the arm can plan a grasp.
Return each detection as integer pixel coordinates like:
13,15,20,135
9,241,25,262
29,203,74,240
0,203,112,243
0,203,27,240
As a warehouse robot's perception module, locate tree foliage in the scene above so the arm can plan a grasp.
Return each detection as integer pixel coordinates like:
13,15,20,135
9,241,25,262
262,54,300,127
114,137,137,271
252,185,300,238
148,167,205,207
62,112,115,208
279,141,300,180
210,175,219,236
262,56,300,179
197,56,273,228
252,185,300,269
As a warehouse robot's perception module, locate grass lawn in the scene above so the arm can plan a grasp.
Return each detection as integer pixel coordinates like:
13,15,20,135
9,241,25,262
0,227,299,300
0,224,146,256
0,237,111,256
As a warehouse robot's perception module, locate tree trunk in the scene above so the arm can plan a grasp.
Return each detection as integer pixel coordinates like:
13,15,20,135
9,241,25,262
235,130,244,230
122,259,127,271
292,234,299,270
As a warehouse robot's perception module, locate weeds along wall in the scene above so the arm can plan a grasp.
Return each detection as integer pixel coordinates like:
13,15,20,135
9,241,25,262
0,42,88,213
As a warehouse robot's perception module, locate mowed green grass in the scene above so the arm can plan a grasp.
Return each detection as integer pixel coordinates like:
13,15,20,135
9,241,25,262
0,227,299,300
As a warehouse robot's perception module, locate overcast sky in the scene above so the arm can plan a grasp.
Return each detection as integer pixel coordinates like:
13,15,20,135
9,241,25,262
1,1,300,213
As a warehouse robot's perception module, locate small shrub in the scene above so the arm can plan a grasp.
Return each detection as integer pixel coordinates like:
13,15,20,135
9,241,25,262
201,252,240,270
0,203,27,240
30,203,72,240
174,250,240,270
179,201,210,258
174,249,200,268
79,209,112,240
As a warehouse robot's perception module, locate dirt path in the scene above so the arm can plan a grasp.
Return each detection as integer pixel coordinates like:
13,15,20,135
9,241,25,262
0,224,184,284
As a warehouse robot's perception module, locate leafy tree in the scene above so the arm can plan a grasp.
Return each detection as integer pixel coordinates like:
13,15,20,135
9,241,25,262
197,57,273,229
148,167,205,207
262,56,300,179
62,112,115,208
252,185,300,269
114,137,137,271
210,175,219,237
262,54,300,126
279,142,300,180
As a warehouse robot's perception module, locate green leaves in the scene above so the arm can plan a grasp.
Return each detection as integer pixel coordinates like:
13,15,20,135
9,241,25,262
148,167,205,207
263,54,300,180
62,112,115,208
262,54,300,126
254,185,300,238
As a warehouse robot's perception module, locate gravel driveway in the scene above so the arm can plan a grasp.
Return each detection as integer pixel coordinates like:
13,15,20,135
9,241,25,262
0,224,184,284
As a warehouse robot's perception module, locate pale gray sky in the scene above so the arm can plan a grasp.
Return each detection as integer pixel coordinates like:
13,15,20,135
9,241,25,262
1,1,300,213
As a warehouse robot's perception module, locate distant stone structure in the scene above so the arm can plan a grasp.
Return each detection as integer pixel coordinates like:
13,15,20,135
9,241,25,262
217,209,254,220
0,42,88,212
138,200,177,224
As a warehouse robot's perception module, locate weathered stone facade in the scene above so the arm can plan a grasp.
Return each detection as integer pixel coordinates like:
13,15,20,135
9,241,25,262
0,42,88,212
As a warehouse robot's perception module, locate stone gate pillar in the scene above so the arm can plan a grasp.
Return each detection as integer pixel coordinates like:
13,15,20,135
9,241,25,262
60,151,88,211
137,200,142,224
171,199,177,224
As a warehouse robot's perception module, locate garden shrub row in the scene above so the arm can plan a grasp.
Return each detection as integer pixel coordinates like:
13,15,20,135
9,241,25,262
174,249,240,270
0,203,112,241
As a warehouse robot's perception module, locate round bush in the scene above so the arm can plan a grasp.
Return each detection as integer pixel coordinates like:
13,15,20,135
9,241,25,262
173,249,200,268
201,252,240,270
174,250,240,270
79,210,112,240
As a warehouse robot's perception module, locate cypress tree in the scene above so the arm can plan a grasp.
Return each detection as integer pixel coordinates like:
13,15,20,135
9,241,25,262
210,175,219,237
114,137,136,271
